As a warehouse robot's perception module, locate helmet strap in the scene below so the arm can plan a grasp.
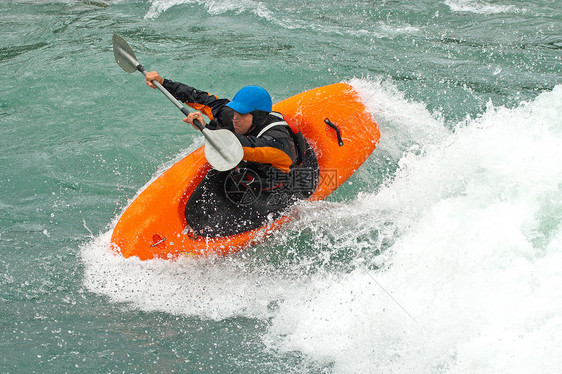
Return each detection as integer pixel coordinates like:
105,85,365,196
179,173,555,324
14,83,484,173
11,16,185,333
249,110,269,133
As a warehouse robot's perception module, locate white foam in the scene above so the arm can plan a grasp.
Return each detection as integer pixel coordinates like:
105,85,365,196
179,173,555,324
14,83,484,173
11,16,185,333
444,0,523,15
145,0,278,24
81,232,292,320
264,84,562,372
350,77,449,160
144,0,421,36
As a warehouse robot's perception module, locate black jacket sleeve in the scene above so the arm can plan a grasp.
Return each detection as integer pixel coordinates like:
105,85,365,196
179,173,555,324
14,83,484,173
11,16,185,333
162,79,231,121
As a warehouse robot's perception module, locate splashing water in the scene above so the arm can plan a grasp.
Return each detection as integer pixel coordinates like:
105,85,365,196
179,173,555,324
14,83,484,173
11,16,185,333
83,79,562,372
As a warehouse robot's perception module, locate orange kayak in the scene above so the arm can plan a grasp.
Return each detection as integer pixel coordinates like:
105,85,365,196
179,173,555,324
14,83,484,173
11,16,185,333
111,83,380,260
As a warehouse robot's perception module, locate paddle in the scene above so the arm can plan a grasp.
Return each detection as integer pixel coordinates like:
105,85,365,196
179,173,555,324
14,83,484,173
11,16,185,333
112,33,243,171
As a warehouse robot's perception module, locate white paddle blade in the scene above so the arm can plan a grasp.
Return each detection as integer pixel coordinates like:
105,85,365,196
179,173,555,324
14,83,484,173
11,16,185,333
113,33,139,73
203,129,244,171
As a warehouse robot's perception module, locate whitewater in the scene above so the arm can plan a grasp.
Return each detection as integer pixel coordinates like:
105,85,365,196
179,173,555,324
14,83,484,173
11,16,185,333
2,0,561,372
83,79,562,373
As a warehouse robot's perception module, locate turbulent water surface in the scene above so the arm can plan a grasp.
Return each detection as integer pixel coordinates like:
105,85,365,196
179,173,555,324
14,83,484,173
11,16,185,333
1,0,561,372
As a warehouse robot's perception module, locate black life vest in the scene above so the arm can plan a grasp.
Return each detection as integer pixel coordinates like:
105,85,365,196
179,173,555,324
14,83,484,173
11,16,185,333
258,112,307,166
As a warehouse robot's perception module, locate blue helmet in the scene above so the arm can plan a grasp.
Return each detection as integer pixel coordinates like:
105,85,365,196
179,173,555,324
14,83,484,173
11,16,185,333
226,86,272,114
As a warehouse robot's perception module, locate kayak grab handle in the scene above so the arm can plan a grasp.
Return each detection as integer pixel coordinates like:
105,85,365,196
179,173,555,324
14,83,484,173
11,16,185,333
151,234,166,247
324,118,344,146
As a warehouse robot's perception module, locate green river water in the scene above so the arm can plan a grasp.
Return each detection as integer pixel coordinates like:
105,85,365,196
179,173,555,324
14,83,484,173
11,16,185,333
1,0,561,372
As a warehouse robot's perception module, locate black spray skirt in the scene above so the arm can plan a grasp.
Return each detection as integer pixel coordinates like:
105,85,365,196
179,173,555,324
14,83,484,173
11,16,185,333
185,148,318,237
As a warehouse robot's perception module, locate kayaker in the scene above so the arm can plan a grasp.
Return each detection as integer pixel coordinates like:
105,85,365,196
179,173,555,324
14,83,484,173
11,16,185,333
145,72,319,237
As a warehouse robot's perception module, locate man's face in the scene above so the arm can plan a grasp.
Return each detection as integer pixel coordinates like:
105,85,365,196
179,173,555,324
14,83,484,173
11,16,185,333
232,111,253,135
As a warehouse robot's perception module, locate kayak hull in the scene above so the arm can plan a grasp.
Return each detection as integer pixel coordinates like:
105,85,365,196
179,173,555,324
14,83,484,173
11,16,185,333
111,83,380,260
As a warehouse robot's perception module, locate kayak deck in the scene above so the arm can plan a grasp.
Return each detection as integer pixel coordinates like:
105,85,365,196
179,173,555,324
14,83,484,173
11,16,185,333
111,83,380,260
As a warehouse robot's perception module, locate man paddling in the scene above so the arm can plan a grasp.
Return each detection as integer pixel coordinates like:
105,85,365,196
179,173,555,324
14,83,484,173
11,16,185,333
145,72,319,237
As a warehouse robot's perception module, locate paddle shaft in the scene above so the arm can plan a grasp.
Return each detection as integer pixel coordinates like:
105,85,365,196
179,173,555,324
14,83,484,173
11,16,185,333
135,64,205,131
134,64,229,157
112,33,243,170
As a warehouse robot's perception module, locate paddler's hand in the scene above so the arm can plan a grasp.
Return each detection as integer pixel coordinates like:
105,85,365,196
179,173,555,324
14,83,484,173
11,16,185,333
183,112,206,130
145,71,164,89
